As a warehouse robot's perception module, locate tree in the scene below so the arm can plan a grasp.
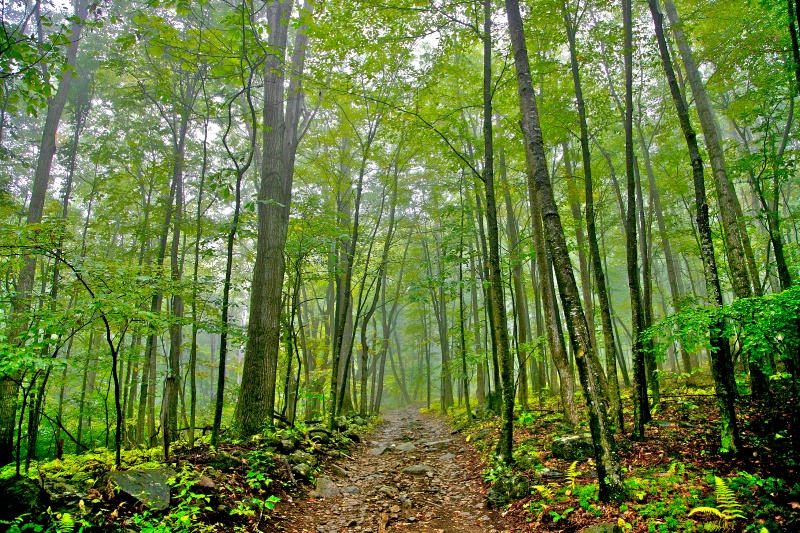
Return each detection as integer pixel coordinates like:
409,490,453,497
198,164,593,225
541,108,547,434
505,0,625,502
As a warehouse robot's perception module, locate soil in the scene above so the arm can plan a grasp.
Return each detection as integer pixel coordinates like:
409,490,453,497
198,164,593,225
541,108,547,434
266,408,514,533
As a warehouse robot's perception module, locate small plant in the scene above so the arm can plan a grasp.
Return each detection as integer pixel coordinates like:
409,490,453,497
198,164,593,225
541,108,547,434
532,484,554,500
566,461,581,489
689,476,745,531
549,507,574,523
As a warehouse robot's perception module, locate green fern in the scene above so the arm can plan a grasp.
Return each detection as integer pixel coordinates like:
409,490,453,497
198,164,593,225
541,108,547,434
688,476,746,531
532,484,554,500
566,461,581,488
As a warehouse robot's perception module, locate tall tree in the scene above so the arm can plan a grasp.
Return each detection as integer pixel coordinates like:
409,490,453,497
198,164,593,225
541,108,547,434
235,0,312,436
505,0,625,501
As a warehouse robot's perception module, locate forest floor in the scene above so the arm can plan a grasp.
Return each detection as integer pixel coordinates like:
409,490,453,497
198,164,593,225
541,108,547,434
267,407,514,533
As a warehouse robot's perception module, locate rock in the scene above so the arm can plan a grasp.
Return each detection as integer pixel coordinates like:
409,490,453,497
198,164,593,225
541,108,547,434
207,450,242,471
656,421,674,428
342,486,360,495
312,477,341,498
424,439,453,451
369,445,388,456
196,475,215,489
395,442,416,453
581,523,622,533
551,434,594,461
308,428,332,444
334,416,349,431
486,473,530,508
439,453,456,462
0,477,48,522
330,465,348,478
401,465,433,475
293,463,312,479
377,485,398,497
353,416,365,425
289,449,317,467
110,468,174,511
342,430,361,443
541,468,565,479
280,437,298,453
389,505,401,513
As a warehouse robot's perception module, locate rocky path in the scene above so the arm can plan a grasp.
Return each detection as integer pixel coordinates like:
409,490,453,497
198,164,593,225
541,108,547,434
271,408,513,533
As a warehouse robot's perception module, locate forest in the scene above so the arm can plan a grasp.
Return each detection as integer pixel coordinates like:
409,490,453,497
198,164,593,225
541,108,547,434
1,0,799,531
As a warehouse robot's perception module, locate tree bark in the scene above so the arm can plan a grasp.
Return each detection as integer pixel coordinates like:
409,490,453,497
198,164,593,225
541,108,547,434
649,0,741,453
664,0,758,299
563,4,623,431
506,0,625,501
235,0,311,436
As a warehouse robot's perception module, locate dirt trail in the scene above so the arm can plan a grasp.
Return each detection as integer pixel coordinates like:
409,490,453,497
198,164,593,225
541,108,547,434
272,408,512,533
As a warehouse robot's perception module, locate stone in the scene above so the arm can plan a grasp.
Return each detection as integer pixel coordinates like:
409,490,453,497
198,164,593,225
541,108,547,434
424,439,453,450
196,475,215,489
342,430,361,443
368,445,388,456
540,468,564,479
207,450,242,471
439,453,456,462
280,438,298,453
353,416,366,425
289,449,317,467
486,472,530,508
312,477,341,498
395,442,416,453
110,468,174,511
551,434,594,461
656,421,674,428
377,485,398,497
330,465,348,478
342,486,360,495
308,429,332,444
401,464,433,475
334,416,349,431
293,463,312,479
581,523,622,533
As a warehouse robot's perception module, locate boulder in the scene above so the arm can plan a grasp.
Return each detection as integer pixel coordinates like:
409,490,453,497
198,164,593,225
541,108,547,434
311,476,341,498
292,463,312,479
334,416,349,431
401,464,433,475
342,429,361,443
279,437,298,453
368,445,388,456
308,428,332,444
289,449,317,468
551,434,594,461
486,473,530,509
110,468,174,511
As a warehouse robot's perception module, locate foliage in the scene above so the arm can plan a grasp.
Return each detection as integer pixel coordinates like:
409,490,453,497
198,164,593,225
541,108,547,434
688,476,746,531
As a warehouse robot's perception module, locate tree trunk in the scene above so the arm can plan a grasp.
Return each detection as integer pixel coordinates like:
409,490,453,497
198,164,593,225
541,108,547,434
664,0,757,299
506,0,625,501
236,0,311,436
624,0,650,439
563,4,623,431
0,0,88,467
649,0,741,453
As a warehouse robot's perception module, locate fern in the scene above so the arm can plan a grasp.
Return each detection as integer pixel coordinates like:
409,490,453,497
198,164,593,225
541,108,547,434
688,476,746,531
532,484,554,500
566,461,581,488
